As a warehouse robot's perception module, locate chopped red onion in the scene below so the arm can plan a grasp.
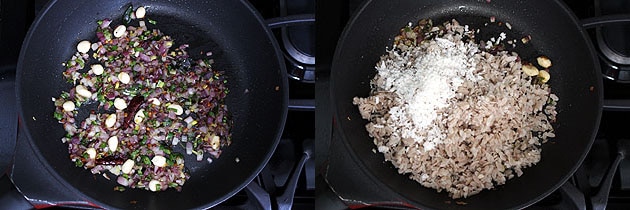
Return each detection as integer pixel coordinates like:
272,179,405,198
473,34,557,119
186,142,193,155
55,14,231,193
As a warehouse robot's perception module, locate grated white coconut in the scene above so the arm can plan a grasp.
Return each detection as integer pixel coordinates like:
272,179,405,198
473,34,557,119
375,31,480,151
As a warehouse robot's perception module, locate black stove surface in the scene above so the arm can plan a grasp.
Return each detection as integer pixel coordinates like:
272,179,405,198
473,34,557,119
0,0,314,209
316,0,630,209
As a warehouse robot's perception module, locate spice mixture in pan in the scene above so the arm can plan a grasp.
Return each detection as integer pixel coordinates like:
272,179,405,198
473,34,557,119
353,19,558,198
52,6,231,192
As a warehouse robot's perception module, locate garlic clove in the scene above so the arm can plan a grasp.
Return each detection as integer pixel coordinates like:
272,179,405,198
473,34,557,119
538,70,551,83
77,40,91,53
148,180,161,191
108,136,119,152
113,98,127,110
105,113,117,128
86,148,97,159
151,155,166,167
121,159,135,174
536,56,552,69
210,135,220,150
118,72,131,84
134,109,145,124
75,85,92,98
91,64,104,75
521,64,539,77
148,98,161,106
135,6,146,19
113,25,127,38
62,101,75,112
167,104,183,115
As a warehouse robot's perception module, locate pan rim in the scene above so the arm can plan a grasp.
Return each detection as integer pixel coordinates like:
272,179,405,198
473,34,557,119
329,0,603,209
14,0,289,209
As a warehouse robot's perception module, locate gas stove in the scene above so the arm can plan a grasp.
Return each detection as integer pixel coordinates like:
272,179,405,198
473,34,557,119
316,0,630,209
0,0,314,209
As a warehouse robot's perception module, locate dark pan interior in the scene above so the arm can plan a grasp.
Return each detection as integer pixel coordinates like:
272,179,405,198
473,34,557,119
16,0,287,209
331,0,602,209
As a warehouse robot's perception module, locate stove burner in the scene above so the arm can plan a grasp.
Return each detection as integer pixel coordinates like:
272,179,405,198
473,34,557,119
594,0,630,82
280,0,315,83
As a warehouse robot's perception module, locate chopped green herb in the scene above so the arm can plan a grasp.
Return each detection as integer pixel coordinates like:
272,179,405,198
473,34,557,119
53,111,63,120
144,174,152,181
148,19,157,25
75,159,84,167
156,80,165,88
191,149,200,155
103,30,112,40
60,92,70,99
114,186,126,192
76,58,85,69
141,90,153,98
131,150,140,160
97,94,106,103
142,155,151,165
123,5,134,25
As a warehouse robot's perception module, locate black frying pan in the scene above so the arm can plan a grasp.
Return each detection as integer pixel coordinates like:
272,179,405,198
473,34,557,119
15,0,287,209
331,0,602,209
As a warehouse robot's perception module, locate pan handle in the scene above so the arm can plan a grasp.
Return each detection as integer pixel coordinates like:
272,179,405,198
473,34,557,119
580,14,630,29
0,175,101,209
288,99,315,111
265,14,315,29
602,100,630,111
